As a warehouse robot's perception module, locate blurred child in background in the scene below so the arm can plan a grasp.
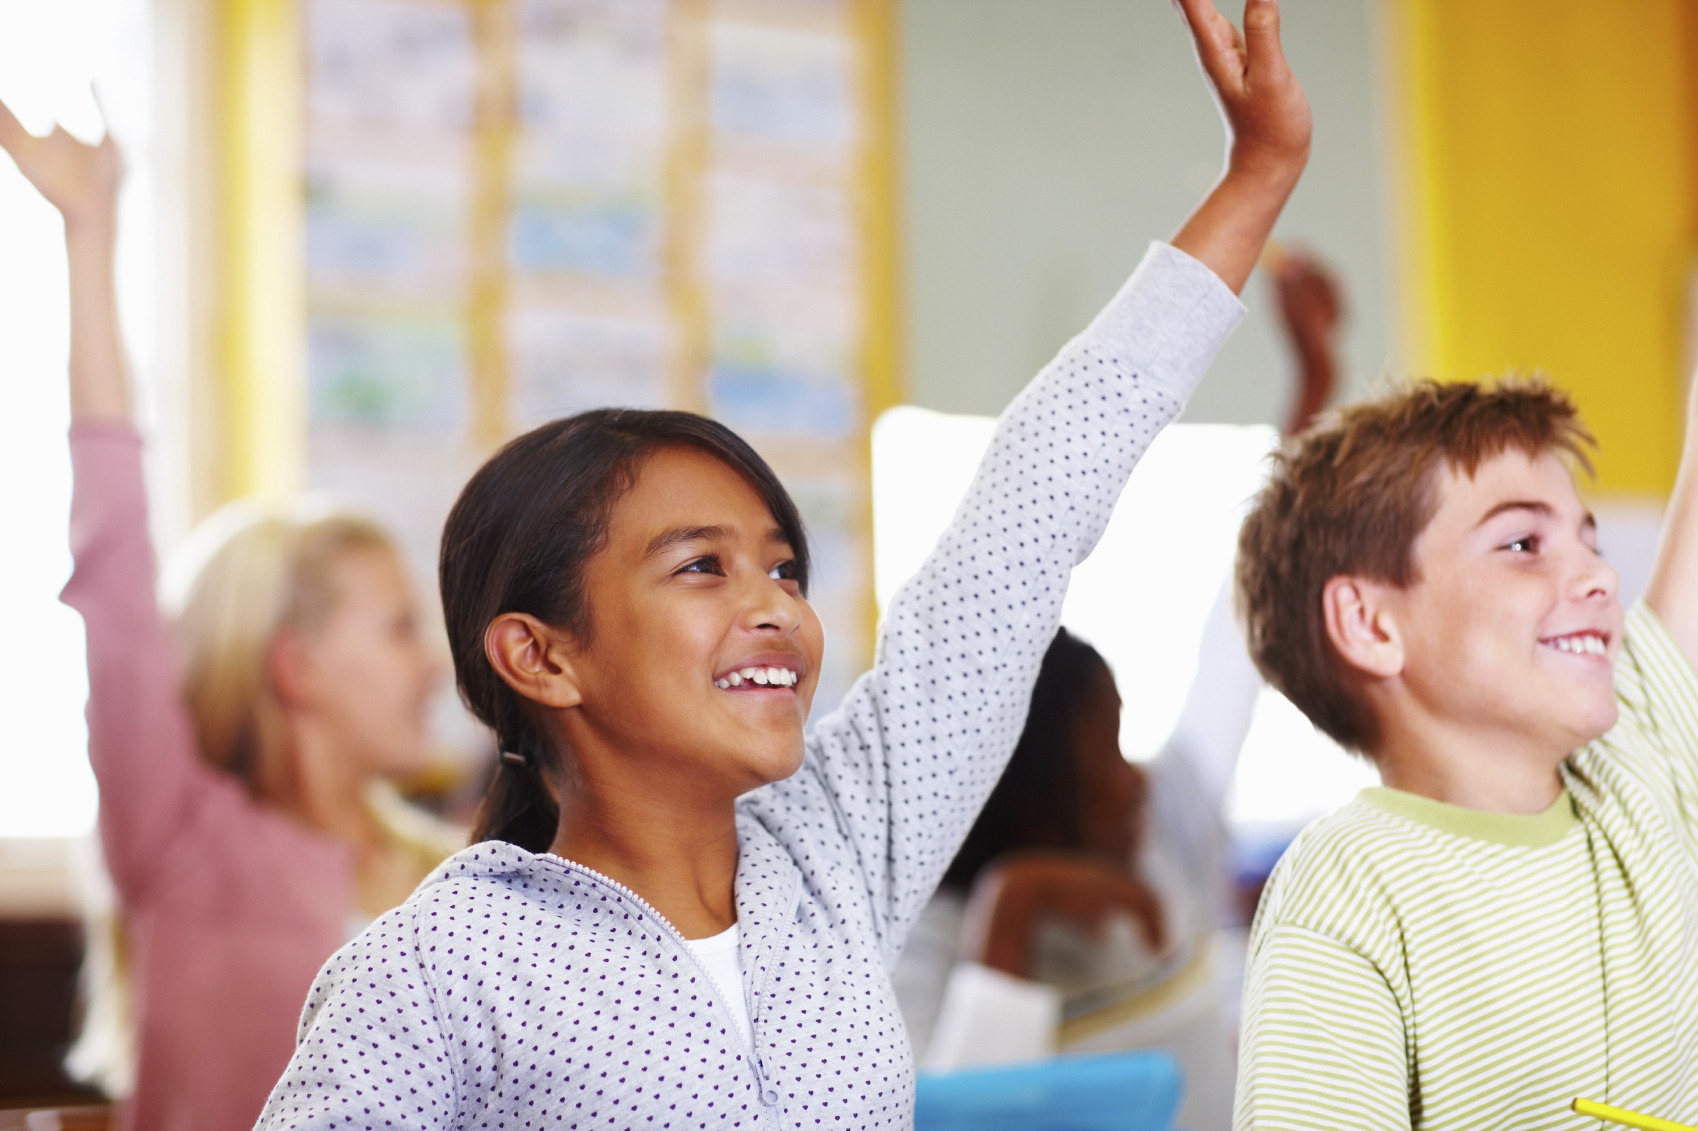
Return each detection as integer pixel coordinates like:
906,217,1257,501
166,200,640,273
892,249,1342,1131
0,102,462,1131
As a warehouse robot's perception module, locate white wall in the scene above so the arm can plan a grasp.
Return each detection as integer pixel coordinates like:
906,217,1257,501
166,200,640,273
900,0,1392,425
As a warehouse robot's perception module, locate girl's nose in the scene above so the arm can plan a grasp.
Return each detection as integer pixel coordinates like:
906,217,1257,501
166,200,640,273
741,574,803,634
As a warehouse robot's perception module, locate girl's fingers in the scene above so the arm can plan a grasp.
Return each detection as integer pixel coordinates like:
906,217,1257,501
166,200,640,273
1242,0,1289,83
0,97,31,155
1176,0,1245,93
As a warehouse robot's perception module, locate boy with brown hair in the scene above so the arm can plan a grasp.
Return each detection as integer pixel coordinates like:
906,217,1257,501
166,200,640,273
1232,377,1698,1129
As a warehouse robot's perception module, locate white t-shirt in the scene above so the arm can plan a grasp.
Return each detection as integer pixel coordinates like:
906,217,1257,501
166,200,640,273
685,923,753,1049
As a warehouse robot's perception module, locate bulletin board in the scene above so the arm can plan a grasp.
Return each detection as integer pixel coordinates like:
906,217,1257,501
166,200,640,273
291,0,901,717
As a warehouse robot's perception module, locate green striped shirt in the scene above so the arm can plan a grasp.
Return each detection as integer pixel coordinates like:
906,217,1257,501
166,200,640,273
1235,602,1698,1130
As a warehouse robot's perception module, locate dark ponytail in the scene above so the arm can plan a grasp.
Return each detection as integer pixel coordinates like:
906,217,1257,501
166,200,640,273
440,408,810,851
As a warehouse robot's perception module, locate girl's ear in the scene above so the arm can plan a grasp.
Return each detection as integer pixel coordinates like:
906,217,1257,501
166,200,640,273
267,625,317,709
1322,574,1404,680
485,613,584,710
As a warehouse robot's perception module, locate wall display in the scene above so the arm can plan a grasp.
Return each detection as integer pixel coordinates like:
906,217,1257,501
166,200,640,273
304,0,477,589
300,0,894,743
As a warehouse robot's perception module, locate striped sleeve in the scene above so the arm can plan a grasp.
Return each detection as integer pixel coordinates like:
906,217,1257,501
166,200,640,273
1234,924,1410,1131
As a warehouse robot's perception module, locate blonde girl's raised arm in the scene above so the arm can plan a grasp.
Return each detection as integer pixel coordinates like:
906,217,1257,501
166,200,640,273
6,98,232,898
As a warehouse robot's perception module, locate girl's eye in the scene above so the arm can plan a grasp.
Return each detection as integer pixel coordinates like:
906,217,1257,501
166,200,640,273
678,555,725,576
768,560,797,582
1506,536,1539,554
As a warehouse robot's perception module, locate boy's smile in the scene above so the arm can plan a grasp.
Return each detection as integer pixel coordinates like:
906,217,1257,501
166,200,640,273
1364,448,1623,807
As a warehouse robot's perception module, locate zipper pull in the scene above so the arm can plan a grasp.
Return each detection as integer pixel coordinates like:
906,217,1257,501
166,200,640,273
753,1052,780,1107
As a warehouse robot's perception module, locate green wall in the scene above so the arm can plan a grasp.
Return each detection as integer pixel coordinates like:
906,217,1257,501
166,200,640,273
900,0,1391,425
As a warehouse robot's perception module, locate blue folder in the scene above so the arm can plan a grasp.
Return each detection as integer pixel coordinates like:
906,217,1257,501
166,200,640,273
915,1050,1183,1131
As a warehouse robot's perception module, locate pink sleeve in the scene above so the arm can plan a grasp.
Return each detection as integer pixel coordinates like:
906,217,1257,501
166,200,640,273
59,422,236,903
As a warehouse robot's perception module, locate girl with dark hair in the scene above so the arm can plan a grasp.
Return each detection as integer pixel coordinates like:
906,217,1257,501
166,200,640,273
258,2,1309,1126
902,627,1236,1128
893,253,1344,1131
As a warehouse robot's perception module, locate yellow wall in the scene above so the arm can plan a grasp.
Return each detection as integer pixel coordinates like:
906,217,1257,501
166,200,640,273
1388,0,1698,494
212,0,304,504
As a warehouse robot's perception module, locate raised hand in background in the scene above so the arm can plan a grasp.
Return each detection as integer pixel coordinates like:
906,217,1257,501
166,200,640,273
0,95,129,421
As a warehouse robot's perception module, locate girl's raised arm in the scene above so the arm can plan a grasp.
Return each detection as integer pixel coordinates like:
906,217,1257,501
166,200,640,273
0,97,129,421
755,0,1310,961
1169,0,1310,294
3,101,227,901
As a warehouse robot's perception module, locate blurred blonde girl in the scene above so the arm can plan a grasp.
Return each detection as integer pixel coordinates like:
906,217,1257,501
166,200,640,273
0,102,460,1131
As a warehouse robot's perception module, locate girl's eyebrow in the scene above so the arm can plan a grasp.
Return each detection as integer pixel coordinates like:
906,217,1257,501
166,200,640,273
643,524,732,561
642,524,792,561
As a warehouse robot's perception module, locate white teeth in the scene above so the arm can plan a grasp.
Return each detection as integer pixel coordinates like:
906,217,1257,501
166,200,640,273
1549,634,1606,656
719,666,799,688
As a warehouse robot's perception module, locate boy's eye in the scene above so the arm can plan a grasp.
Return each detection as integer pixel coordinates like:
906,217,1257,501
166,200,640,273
678,555,725,576
1505,535,1539,553
768,560,797,582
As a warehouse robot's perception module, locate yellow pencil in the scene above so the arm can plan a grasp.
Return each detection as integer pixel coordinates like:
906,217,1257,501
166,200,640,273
1574,1096,1698,1131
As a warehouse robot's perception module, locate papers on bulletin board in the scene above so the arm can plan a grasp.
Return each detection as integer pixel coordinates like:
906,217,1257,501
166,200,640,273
515,0,669,186
709,19,855,149
306,157,469,297
505,305,670,430
704,173,855,287
507,189,663,281
306,0,475,134
308,312,467,432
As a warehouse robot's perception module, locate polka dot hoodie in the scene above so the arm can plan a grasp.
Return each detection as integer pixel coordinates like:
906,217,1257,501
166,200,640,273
254,243,1243,1131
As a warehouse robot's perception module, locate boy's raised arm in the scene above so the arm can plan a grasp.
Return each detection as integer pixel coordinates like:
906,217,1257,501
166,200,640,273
1646,379,1698,668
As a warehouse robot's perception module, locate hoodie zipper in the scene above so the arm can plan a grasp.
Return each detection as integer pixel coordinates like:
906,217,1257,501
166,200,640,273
543,855,782,1110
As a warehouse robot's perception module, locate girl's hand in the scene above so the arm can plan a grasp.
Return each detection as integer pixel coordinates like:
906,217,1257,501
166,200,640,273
1,94,132,420
960,851,1167,980
1177,0,1311,183
0,96,122,232
1168,0,1310,294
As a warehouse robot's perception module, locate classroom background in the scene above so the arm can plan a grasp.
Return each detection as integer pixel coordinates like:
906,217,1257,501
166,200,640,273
2,0,1694,1116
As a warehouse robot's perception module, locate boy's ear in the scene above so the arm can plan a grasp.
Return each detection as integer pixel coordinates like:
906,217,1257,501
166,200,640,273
1322,574,1404,680
485,613,584,711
